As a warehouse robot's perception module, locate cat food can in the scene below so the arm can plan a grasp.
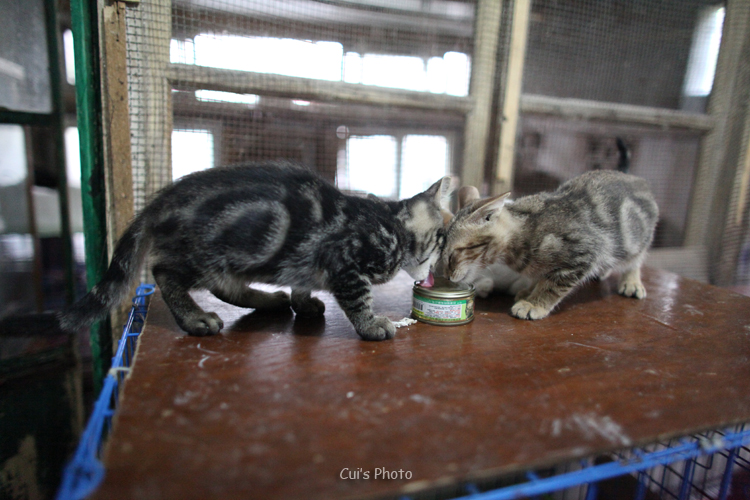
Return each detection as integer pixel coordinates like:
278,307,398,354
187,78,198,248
412,277,475,326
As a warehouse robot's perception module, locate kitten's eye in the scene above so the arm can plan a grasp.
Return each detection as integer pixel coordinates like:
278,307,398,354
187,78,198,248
485,214,491,222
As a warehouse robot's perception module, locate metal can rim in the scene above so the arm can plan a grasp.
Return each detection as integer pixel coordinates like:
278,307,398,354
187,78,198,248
412,283,475,300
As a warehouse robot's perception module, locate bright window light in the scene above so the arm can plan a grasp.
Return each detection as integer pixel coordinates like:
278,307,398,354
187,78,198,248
443,52,471,96
170,38,196,64
195,90,259,105
399,135,449,199
63,29,76,85
0,124,26,188
684,6,725,97
361,54,427,92
172,129,214,180
343,52,363,84
171,36,470,96
64,127,81,188
192,35,344,82
341,135,397,197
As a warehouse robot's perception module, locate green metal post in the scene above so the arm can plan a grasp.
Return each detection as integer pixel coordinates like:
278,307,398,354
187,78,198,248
70,0,111,394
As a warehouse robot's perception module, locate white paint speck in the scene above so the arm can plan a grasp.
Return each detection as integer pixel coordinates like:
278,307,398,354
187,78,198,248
569,413,631,446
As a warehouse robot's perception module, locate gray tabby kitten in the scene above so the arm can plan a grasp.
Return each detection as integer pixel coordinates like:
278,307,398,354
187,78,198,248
6,162,449,341
443,170,658,320
451,186,531,297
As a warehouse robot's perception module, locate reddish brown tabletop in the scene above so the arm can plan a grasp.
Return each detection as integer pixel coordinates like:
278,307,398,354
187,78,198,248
92,268,750,500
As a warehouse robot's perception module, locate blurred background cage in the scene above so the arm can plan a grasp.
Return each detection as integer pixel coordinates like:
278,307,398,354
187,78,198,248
108,0,750,291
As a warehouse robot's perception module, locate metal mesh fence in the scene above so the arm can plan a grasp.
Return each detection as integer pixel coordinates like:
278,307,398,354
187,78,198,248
123,0,749,287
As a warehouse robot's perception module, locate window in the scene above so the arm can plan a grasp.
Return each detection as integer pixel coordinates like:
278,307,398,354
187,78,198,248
171,35,470,96
683,6,725,98
338,133,450,199
171,129,214,180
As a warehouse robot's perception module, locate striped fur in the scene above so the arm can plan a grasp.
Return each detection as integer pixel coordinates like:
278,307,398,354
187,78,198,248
6,162,450,341
443,170,659,320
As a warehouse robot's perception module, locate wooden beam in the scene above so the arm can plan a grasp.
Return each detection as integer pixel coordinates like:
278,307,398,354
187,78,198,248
494,0,532,196
460,0,503,191
168,64,473,114
712,1,750,285
100,1,134,252
520,94,716,131
684,0,750,286
100,0,135,334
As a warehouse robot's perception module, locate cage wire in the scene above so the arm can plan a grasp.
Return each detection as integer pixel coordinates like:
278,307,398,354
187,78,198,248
122,0,750,287
514,0,732,284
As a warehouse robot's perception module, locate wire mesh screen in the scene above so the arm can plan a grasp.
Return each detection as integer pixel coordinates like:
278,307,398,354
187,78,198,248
127,0,474,202
126,0,173,215
523,0,720,109
123,0,749,287
513,0,732,284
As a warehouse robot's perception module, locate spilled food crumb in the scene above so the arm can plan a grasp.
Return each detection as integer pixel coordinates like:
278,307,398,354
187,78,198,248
393,318,418,328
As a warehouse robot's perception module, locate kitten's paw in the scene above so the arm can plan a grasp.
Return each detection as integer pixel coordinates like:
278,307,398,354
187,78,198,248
618,280,646,299
511,300,550,320
293,296,326,318
257,291,292,310
182,312,224,336
357,316,396,341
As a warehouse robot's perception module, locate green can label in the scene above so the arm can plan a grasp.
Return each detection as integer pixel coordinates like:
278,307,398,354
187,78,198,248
412,295,474,323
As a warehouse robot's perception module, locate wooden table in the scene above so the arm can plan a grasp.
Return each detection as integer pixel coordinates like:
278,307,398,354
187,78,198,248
92,268,750,500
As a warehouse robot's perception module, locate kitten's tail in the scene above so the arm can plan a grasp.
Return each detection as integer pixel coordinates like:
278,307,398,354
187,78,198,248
57,214,151,332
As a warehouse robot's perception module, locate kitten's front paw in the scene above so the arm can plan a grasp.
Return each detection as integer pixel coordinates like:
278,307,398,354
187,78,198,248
511,300,550,320
357,316,396,341
618,280,646,299
182,312,224,336
293,296,326,318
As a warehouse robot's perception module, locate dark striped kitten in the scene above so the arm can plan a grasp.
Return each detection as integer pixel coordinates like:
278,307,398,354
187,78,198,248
25,162,449,341
443,170,658,320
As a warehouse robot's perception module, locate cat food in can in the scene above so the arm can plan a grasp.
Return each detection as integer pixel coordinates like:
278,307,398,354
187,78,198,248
412,277,475,326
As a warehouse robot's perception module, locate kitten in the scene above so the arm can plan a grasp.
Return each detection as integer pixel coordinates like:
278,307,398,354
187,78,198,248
443,170,658,320
438,186,531,297
5,162,450,341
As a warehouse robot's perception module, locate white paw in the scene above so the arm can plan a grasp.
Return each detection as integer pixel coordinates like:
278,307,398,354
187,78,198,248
357,316,396,341
511,300,550,320
618,280,646,299
183,312,224,336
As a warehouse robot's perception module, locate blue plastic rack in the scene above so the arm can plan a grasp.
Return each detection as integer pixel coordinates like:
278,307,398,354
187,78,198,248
56,283,750,500
56,284,155,500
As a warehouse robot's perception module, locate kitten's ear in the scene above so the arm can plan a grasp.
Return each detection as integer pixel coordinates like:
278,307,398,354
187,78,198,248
440,208,454,226
423,176,453,206
458,186,481,209
468,192,511,223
